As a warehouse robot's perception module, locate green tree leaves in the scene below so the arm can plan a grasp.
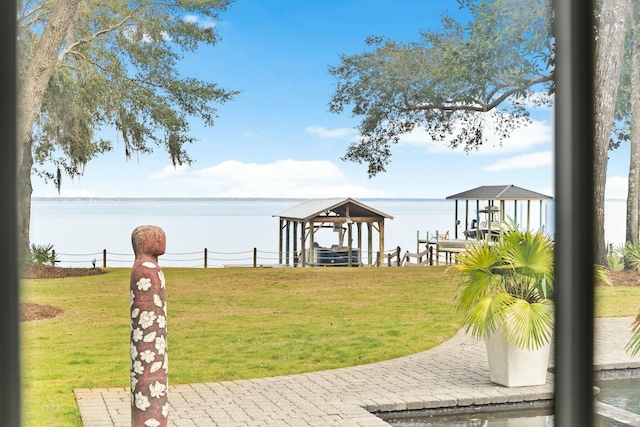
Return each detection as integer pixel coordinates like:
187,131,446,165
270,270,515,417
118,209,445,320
328,0,553,177
20,0,239,185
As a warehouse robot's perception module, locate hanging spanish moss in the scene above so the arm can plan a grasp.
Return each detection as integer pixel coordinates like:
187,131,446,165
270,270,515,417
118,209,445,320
55,166,62,194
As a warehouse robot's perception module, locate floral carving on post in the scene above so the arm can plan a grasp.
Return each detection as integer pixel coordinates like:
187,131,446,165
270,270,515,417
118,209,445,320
130,225,168,427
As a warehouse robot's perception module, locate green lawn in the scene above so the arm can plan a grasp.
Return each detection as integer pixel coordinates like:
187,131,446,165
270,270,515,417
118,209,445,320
20,266,640,426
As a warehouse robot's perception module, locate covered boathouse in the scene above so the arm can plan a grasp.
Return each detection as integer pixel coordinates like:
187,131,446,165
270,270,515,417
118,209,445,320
446,185,554,239
274,198,393,267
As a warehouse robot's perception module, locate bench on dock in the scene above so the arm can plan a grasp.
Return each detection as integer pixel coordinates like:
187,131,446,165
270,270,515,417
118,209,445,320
381,239,493,267
435,239,472,264
400,240,473,266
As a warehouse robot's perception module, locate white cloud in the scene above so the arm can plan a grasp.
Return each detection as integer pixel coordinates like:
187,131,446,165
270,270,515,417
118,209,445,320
568,176,631,200
399,115,552,155
183,15,216,29
483,151,552,172
148,163,191,180
241,129,261,138
122,24,172,43
306,126,357,139
31,180,96,198
147,159,387,198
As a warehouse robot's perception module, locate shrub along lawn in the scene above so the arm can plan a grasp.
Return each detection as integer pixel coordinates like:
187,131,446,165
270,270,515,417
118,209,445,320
21,266,640,426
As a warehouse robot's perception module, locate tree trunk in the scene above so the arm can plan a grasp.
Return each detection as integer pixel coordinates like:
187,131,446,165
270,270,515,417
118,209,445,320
594,0,631,265
18,139,33,264
17,0,81,260
627,20,640,245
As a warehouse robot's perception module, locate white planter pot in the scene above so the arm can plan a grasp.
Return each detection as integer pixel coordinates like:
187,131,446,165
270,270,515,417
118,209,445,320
485,331,552,387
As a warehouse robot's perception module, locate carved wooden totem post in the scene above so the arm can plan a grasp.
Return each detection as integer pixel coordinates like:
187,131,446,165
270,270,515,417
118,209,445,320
130,225,168,427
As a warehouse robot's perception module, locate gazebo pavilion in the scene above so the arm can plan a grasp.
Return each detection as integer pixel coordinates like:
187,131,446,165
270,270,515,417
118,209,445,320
446,185,554,239
274,198,393,267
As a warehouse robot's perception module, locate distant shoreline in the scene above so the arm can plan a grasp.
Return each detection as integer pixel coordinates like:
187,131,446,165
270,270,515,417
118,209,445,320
32,196,630,203
32,196,449,202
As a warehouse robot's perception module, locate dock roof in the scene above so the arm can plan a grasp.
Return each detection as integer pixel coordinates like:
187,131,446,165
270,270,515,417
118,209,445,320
446,185,553,201
274,198,393,221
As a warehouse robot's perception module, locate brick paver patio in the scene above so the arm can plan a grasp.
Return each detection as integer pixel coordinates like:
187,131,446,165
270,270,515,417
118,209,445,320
75,317,640,427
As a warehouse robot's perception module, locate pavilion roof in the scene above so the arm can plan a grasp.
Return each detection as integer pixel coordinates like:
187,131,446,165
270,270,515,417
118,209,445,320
446,185,553,201
274,198,393,221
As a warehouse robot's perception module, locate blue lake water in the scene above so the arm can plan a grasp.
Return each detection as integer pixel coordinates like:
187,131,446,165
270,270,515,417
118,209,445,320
30,197,624,268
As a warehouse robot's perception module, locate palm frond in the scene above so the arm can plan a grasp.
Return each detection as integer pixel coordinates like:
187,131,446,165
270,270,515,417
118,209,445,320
594,264,611,286
623,241,640,271
463,292,513,341
501,228,552,272
504,299,554,350
625,312,640,356
455,244,504,312
455,242,502,273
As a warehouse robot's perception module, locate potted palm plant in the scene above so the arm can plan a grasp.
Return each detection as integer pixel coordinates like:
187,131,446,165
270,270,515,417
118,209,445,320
454,223,555,387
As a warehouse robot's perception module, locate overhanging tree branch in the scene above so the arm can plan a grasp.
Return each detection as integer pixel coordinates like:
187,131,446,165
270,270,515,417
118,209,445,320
403,75,553,113
328,0,554,177
58,14,134,60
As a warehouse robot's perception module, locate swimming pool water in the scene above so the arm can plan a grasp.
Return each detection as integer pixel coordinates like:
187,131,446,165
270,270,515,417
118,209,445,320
596,378,640,415
383,411,629,427
382,377,640,426
381,406,554,426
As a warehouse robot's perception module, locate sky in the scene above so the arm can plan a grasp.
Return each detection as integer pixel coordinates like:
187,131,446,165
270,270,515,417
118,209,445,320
32,0,632,200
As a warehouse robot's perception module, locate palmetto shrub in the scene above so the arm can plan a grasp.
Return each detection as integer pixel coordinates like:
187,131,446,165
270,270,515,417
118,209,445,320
623,241,640,271
606,243,624,272
30,243,59,266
